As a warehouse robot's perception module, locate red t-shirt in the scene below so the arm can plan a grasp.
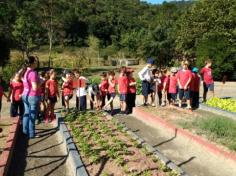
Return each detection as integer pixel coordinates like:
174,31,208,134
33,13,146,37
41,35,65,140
128,78,136,94
118,76,128,94
190,73,200,92
168,75,177,94
63,80,73,96
46,79,59,97
0,85,3,100
158,76,165,91
108,79,117,94
38,78,46,96
200,67,213,85
177,69,192,89
10,81,24,101
100,79,108,96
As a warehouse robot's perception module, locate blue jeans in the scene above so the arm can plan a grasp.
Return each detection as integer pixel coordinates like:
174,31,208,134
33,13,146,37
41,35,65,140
22,95,40,138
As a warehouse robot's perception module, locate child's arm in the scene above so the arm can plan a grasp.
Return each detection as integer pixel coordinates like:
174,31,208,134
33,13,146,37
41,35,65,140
177,78,182,89
184,73,192,90
62,77,67,82
7,86,12,102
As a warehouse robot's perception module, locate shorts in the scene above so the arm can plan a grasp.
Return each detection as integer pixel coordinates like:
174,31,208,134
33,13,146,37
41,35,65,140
142,81,151,96
120,94,127,101
168,93,177,101
179,89,191,100
48,96,57,104
203,82,214,92
108,93,116,99
64,94,73,101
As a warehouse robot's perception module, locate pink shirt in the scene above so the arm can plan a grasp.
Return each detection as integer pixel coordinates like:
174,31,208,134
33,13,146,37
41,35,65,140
201,67,214,85
118,76,128,94
168,75,177,94
177,69,192,88
23,68,40,96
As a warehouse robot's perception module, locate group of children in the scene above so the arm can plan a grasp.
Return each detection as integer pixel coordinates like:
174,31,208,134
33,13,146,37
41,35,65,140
0,57,214,133
139,58,214,110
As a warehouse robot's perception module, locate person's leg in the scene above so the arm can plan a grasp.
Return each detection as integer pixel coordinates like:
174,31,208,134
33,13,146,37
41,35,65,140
22,96,30,135
19,100,24,121
126,93,130,113
196,92,200,108
80,96,86,111
62,94,65,107
142,81,148,105
209,83,215,99
185,89,191,109
203,82,208,102
158,91,162,106
179,89,184,108
28,96,40,138
76,96,79,110
10,101,17,117
90,94,94,110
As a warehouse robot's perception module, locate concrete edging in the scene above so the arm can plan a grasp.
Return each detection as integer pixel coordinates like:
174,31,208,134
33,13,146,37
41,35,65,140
199,103,236,120
105,113,188,176
133,107,236,163
0,117,20,176
56,113,88,176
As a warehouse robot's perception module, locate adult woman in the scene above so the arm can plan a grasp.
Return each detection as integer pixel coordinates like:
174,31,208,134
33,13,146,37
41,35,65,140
21,56,41,138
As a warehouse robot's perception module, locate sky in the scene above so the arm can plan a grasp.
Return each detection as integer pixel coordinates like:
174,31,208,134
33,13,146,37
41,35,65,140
142,0,179,4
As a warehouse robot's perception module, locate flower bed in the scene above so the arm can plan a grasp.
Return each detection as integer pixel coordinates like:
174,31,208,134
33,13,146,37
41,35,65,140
206,97,236,113
64,111,178,176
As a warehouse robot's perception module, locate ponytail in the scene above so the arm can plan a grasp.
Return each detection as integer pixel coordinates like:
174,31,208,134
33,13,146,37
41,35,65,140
18,56,37,78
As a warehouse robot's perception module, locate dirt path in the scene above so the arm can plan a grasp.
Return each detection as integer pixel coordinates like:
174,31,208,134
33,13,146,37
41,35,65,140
116,115,236,176
8,124,71,176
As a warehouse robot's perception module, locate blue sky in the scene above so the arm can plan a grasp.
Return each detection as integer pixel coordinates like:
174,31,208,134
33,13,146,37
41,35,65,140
142,0,178,4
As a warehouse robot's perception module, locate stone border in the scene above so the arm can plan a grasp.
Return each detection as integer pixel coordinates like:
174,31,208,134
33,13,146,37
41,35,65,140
105,113,188,176
0,117,20,176
133,107,236,163
199,103,236,120
56,113,88,176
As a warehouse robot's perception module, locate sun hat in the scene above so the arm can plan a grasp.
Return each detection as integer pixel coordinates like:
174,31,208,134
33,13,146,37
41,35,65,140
170,67,178,73
192,67,199,73
147,58,154,65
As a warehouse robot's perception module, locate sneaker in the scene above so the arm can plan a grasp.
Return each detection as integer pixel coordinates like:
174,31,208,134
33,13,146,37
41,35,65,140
161,102,165,107
186,106,192,110
178,103,182,108
152,103,156,107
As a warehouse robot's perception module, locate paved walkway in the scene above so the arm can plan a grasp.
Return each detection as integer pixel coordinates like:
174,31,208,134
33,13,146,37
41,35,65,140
116,115,236,176
8,123,71,176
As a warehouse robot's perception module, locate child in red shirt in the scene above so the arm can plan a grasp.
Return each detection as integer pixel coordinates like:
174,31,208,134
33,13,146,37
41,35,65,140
161,69,169,106
177,61,192,109
38,71,47,122
62,71,73,112
190,67,200,109
200,59,214,102
118,67,128,114
103,71,117,115
168,67,178,105
45,69,59,122
99,72,108,108
126,69,136,114
8,72,24,118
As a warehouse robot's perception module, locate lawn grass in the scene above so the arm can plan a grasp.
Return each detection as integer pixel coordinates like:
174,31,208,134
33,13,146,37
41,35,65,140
178,114,236,151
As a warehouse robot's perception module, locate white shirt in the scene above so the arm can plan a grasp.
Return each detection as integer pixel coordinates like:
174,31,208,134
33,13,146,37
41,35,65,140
138,65,151,81
76,76,89,97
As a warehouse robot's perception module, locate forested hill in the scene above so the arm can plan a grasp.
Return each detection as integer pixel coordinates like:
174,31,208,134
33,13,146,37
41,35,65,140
1,0,236,80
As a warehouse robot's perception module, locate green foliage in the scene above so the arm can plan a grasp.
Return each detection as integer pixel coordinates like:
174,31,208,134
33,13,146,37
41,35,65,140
197,116,236,150
177,0,236,79
206,97,236,113
12,1,44,56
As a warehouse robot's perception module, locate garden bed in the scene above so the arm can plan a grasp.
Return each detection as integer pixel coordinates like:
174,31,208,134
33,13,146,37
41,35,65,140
140,106,236,153
64,111,178,176
199,97,236,120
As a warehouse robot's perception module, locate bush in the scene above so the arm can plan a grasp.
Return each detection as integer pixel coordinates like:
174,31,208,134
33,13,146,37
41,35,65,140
1,59,25,90
206,97,236,113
